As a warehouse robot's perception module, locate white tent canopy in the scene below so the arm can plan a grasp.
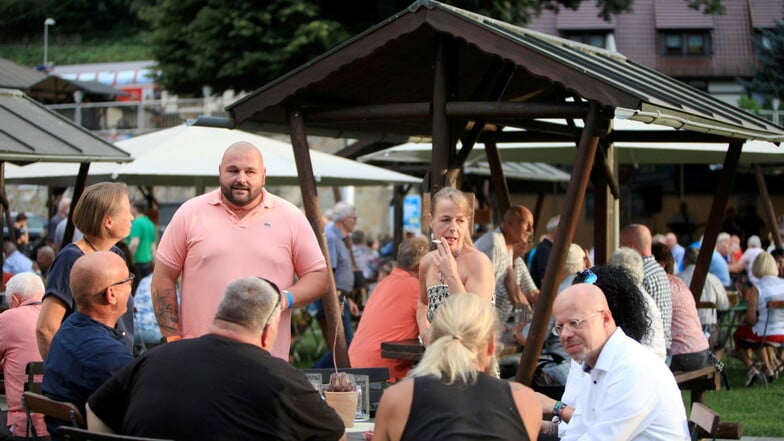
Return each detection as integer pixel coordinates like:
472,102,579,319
5,125,420,187
359,118,784,166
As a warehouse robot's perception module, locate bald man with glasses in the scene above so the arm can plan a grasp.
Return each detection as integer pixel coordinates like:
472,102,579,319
87,277,344,441
537,283,689,441
42,251,135,440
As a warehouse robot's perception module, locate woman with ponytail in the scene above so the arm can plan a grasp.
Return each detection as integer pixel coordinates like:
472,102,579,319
373,293,541,441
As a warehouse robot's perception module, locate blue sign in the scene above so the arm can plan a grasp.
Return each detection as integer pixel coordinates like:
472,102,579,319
403,194,422,234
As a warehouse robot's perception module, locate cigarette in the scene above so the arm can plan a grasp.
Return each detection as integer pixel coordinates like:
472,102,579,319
432,239,442,244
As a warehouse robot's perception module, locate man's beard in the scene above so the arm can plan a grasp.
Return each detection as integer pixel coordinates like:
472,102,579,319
221,183,262,207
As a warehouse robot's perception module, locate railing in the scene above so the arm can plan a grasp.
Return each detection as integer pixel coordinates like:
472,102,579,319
46,97,229,141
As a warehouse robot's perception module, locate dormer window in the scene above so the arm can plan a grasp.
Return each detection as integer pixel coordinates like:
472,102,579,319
659,30,711,56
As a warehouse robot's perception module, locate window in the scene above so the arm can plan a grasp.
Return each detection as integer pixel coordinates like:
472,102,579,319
659,30,711,56
562,31,609,49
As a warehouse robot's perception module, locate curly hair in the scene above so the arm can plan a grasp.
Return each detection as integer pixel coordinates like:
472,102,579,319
573,265,651,343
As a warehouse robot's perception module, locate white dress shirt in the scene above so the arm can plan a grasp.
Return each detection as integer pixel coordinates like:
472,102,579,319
560,328,689,441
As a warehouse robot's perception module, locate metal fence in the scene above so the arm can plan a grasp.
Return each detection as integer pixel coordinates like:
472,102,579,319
47,97,229,141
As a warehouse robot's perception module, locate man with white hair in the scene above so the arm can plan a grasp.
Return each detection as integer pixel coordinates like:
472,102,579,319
88,277,344,440
665,232,685,274
729,235,764,286
0,272,47,439
610,247,667,361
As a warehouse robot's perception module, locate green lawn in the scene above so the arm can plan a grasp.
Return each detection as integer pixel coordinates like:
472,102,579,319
696,358,784,437
0,35,151,67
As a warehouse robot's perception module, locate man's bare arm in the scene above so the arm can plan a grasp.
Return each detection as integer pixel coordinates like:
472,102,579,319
284,268,329,309
151,261,181,338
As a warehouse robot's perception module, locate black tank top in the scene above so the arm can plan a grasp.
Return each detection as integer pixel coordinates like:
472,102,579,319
400,373,530,441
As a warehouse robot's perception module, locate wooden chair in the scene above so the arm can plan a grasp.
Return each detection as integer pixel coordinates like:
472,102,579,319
761,299,784,377
302,367,390,417
689,402,719,441
25,360,44,394
59,426,173,441
21,391,85,438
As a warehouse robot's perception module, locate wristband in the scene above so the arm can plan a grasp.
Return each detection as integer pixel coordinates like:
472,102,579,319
552,401,566,424
284,290,294,310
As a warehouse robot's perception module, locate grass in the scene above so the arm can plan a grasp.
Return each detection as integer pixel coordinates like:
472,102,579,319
0,35,151,67
696,357,784,436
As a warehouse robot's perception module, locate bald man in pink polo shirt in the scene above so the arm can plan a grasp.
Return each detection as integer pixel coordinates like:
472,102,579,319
152,141,329,360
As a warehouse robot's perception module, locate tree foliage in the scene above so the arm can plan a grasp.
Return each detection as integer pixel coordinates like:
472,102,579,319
739,21,784,105
0,0,145,40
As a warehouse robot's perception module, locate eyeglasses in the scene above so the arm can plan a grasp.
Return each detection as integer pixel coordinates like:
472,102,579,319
552,311,602,336
109,273,135,287
575,269,597,285
257,277,282,326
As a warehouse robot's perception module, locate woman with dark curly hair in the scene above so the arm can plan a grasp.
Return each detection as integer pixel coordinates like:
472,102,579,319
572,265,651,343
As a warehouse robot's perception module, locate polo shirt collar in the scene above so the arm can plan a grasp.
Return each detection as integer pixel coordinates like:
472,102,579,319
207,188,274,211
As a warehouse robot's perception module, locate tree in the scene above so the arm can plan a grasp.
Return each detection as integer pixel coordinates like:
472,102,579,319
139,0,726,95
739,21,784,105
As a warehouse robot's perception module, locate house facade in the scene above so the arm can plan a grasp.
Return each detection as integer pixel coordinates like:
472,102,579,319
526,0,783,108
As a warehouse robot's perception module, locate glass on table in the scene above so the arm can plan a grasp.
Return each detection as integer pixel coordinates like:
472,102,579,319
352,374,370,422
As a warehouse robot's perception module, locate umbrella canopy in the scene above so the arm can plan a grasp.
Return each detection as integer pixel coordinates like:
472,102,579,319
4,124,420,187
360,119,784,166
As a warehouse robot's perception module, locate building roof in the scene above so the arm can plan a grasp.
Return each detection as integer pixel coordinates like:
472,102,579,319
0,88,131,164
26,76,130,103
0,58,46,90
226,0,784,145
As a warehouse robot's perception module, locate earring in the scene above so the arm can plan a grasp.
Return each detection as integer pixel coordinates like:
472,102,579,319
430,232,435,241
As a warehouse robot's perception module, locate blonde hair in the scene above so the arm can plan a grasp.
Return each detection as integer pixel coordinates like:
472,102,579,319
410,293,498,384
752,252,778,279
429,187,474,247
72,182,128,237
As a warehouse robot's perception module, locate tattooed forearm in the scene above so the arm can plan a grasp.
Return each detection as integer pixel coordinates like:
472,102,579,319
152,287,180,335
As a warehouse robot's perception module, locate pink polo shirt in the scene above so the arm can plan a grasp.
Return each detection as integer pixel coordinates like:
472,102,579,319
0,298,47,436
157,189,326,359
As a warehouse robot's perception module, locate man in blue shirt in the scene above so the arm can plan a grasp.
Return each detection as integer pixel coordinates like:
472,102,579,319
42,251,134,439
3,242,34,275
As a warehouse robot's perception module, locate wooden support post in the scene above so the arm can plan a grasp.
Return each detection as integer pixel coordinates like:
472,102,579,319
689,141,742,302
429,36,455,194
288,107,349,368
485,141,511,215
516,102,603,385
755,164,782,249
62,163,91,248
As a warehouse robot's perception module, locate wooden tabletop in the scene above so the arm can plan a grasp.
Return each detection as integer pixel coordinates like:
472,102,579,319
381,338,424,361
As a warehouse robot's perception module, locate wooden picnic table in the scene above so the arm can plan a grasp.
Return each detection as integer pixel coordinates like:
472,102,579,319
381,338,424,361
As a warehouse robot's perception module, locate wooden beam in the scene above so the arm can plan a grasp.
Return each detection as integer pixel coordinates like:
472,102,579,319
430,36,454,193
485,140,511,215
689,140,742,302
62,163,90,248
755,164,782,249
287,107,349,368
516,102,603,385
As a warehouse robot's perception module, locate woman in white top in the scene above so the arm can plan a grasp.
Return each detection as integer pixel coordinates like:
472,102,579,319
733,252,784,385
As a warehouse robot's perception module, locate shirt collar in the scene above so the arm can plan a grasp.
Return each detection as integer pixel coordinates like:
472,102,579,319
207,188,273,211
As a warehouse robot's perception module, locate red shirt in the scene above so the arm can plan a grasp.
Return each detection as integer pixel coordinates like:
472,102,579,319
349,268,419,382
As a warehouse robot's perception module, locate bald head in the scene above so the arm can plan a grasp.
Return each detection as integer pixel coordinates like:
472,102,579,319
619,224,653,256
502,205,534,246
219,141,266,209
70,251,130,313
553,283,615,365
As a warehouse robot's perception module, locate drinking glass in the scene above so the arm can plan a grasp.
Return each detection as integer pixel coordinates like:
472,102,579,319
352,374,370,421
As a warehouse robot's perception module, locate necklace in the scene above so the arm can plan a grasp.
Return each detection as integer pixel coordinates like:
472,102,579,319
83,237,98,252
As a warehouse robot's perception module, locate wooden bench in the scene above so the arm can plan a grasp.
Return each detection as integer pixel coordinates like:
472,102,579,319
674,365,721,408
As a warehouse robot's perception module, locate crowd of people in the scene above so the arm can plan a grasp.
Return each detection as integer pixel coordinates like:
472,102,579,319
0,138,782,440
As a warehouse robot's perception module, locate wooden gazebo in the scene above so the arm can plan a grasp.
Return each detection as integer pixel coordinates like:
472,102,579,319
197,0,784,380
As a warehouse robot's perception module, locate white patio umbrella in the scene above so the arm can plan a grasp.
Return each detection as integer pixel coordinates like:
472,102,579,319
4,124,420,187
359,119,784,165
